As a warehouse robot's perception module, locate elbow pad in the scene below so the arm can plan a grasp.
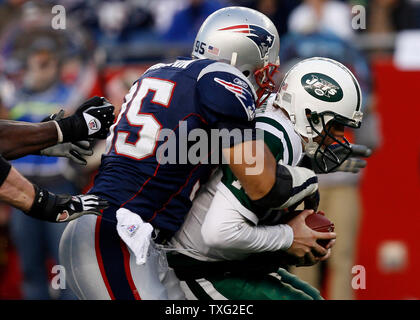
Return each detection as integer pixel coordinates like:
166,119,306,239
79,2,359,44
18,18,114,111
251,164,318,217
0,155,11,187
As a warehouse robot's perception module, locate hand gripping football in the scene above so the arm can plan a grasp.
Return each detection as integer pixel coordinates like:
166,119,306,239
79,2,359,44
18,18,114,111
305,211,335,248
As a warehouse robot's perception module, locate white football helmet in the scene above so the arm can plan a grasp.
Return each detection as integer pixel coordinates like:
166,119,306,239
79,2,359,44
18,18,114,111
274,57,364,172
192,6,280,107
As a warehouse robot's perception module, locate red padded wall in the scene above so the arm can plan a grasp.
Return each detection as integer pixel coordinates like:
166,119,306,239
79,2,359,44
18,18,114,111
356,59,420,299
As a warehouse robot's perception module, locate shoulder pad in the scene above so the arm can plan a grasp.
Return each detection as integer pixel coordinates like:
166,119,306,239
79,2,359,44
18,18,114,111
197,62,257,99
197,62,257,122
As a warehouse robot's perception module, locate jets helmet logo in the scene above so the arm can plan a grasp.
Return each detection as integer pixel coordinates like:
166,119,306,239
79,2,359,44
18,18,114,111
301,73,343,103
218,24,275,59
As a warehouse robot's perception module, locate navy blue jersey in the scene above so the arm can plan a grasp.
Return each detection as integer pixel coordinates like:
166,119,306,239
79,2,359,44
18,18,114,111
90,58,257,236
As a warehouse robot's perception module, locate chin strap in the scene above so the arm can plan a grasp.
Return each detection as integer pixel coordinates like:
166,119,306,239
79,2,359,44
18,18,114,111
303,126,319,158
230,52,237,66
280,101,319,158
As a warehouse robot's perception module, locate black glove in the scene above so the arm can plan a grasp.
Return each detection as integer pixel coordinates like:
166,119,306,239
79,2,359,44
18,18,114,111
27,184,109,222
41,110,93,165
55,97,115,142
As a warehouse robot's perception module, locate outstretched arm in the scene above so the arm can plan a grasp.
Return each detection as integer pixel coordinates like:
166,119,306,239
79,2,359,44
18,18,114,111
0,96,115,160
0,120,59,160
0,155,108,222
0,157,35,211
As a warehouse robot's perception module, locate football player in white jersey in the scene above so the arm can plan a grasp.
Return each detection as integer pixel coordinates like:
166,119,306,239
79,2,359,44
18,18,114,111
168,57,370,300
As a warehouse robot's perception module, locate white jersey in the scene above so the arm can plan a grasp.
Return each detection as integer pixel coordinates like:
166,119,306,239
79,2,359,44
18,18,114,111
170,96,304,261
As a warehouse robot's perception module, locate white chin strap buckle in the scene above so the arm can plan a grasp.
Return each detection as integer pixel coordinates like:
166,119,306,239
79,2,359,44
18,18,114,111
304,126,318,158
305,141,318,158
230,52,237,66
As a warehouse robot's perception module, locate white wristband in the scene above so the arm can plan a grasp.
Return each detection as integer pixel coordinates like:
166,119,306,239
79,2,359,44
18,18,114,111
53,120,63,143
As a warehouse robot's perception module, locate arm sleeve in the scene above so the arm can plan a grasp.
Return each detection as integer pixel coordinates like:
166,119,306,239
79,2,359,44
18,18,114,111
0,155,11,187
201,190,294,253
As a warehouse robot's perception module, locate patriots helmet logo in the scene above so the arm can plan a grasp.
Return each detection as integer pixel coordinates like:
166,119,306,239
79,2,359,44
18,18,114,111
218,24,275,59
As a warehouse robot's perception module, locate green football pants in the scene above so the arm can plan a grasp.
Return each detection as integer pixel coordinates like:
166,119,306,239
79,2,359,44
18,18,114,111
180,268,323,300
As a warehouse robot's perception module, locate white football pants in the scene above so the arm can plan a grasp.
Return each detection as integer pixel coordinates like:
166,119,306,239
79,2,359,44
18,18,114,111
59,214,185,300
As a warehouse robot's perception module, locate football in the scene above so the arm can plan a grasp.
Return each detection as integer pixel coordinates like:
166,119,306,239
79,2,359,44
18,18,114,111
305,211,335,248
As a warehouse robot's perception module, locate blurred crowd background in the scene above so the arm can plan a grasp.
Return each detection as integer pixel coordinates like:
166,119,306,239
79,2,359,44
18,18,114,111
0,0,419,300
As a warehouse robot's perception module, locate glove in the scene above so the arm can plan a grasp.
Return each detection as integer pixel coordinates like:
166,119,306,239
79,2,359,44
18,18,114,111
336,144,372,173
310,144,372,174
27,184,109,223
40,141,93,165
40,109,94,165
42,109,65,123
55,97,115,142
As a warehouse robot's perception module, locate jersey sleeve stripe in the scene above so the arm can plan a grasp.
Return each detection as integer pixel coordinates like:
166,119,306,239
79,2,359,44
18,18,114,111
255,124,286,163
217,182,259,225
256,117,294,165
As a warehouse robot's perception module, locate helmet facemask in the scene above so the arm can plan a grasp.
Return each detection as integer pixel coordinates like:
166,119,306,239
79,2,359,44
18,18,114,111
305,110,361,173
254,62,279,108
275,57,364,173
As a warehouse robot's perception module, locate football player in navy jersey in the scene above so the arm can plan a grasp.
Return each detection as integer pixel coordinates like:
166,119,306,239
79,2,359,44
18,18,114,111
59,7,331,300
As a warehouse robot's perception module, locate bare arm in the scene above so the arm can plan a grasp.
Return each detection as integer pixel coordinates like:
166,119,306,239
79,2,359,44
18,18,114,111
223,138,319,215
0,120,58,160
222,139,276,200
0,96,116,160
0,155,108,222
0,165,35,212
